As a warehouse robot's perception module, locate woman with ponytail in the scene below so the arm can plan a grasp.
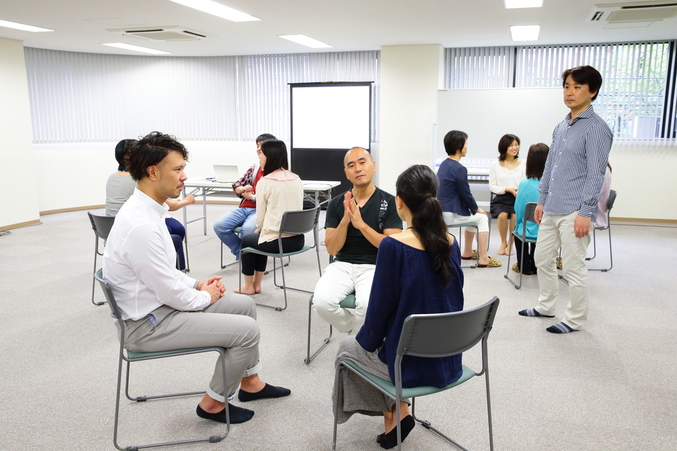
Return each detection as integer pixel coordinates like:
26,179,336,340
333,164,464,449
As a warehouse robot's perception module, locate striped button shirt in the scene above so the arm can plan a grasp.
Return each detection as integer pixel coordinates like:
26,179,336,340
538,106,613,223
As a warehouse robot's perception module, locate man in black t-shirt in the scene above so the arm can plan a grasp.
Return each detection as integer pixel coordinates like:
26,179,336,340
313,147,402,334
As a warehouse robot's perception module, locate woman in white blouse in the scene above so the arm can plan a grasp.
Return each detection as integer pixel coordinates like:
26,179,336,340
237,139,304,295
490,134,526,256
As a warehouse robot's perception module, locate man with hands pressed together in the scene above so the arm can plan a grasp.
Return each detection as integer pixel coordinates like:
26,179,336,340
103,131,289,426
518,66,613,334
313,147,402,334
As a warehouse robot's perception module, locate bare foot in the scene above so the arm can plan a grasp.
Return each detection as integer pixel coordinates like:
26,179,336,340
497,246,506,256
234,285,256,295
254,286,262,294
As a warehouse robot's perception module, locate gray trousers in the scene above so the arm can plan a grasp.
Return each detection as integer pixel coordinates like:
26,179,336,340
124,292,261,403
334,336,407,425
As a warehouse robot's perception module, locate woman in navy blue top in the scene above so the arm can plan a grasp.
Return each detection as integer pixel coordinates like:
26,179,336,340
334,164,464,450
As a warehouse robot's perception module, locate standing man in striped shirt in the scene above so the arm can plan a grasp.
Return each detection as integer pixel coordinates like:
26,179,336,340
519,65,613,334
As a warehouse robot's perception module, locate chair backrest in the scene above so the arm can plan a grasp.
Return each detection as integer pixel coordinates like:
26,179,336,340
396,297,500,359
279,207,320,235
519,202,538,236
94,269,126,334
606,190,617,212
88,212,115,241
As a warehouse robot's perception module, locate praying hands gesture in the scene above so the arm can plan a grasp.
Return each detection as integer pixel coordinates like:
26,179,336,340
343,191,367,232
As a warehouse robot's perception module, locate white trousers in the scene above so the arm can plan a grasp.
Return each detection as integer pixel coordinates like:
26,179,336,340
534,211,593,330
443,211,489,233
312,261,375,334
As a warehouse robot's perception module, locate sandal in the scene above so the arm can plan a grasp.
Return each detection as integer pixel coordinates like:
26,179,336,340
512,263,520,273
461,249,478,260
478,256,502,268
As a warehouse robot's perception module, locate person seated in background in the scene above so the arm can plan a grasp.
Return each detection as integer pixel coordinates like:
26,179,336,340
105,139,138,217
333,165,464,450
106,138,195,269
490,133,526,256
105,138,195,270
437,130,501,267
103,131,290,426
313,147,402,334
512,143,549,275
213,133,277,259
596,163,613,228
237,139,304,295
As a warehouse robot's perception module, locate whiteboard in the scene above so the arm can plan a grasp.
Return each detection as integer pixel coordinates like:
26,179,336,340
436,88,566,161
291,83,371,149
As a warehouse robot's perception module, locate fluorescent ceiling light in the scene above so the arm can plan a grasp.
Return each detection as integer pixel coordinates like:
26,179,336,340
0,19,53,32
504,0,543,8
167,0,259,22
279,35,332,49
102,43,172,55
510,25,540,41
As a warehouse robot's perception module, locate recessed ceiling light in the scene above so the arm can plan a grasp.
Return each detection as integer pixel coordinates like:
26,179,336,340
510,25,540,41
0,19,53,32
279,35,332,49
167,0,259,22
504,0,543,8
102,43,172,55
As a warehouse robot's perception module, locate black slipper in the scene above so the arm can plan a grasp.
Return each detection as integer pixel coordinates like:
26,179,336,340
378,415,415,449
238,383,291,402
196,403,254,424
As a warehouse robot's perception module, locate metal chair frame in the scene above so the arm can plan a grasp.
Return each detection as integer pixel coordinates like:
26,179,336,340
95,269,229,451
504,202,538,289
238,207,323,311
447,221,480,269
333,297,500,451
305,293,356,364
88,212,115,306
587,189,617,272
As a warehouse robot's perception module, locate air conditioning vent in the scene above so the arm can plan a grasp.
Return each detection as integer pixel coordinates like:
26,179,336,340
107,26,208,42
588,1,677,23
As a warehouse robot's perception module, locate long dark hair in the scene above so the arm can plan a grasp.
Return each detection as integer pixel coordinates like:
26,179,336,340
396,165,454,284
261,139,289,175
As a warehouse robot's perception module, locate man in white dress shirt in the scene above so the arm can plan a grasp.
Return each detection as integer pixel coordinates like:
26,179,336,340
103,131,290,424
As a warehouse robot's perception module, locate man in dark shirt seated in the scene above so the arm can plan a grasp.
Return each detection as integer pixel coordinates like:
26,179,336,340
312,147,402,334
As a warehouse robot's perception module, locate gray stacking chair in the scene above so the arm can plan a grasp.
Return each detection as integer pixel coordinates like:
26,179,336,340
88,212,115,305
504,202,538,289
238,207,323,311
587,189,617,272
305,293,356,364
333,297,500,451
94,269,229,451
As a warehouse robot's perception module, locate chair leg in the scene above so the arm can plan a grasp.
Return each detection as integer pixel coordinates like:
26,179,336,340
305,296,333,364
588,226,613,272
92,238,105,306
115,349,229,450
586,226,598,261
503,235,525,289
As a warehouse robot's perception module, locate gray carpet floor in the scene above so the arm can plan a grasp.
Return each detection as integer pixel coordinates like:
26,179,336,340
1,204,675,451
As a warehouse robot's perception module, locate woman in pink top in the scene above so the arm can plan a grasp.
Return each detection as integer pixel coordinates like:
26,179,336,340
237,140,304,295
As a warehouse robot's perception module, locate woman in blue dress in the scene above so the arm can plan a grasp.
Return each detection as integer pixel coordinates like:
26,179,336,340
333,164,464,449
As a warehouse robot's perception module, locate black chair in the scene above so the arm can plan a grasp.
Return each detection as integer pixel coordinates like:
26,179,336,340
504,202,538,289
87,212,115,305
238,207,323,311
333,297,500,451
587,189,617,272
94,269,229,451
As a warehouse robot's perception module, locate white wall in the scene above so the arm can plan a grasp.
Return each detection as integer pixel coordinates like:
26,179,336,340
34,140,261,212
379,44,444,193
0,38,40,229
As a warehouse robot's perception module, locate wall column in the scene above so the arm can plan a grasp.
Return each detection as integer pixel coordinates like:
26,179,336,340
1,38,40,230
378,44,444,193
